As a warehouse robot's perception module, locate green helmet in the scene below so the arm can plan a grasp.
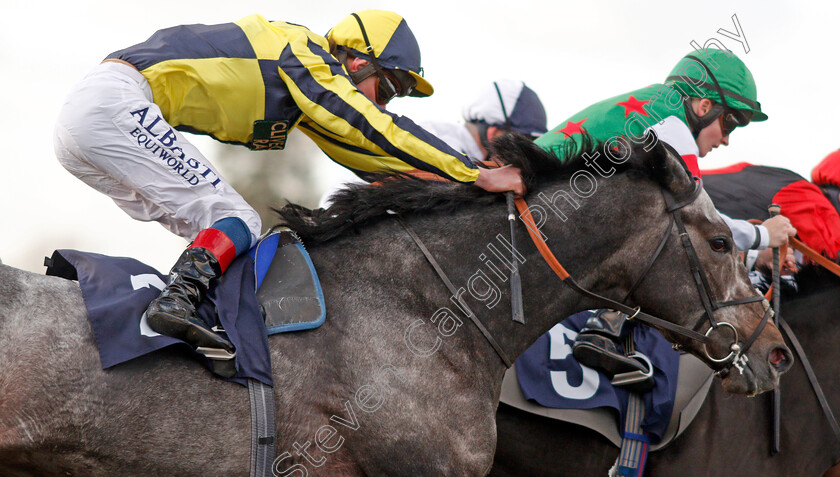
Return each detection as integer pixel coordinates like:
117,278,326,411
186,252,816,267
665,49,766,122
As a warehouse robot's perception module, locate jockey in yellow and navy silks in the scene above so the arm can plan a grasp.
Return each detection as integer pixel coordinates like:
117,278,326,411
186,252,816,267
54,10,523,363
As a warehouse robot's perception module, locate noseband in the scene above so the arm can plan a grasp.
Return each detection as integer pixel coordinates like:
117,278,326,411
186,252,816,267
515,177,773,374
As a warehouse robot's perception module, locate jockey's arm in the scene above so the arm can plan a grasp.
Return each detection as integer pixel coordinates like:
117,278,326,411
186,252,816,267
647,118,795,251
276,38,518,189
720,212,796,251
720,212,768,251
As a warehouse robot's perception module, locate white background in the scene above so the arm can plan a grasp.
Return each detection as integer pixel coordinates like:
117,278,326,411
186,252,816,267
1,0,835,272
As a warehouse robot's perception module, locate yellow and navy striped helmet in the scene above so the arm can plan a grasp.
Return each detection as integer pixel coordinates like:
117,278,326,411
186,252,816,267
328,10,433,97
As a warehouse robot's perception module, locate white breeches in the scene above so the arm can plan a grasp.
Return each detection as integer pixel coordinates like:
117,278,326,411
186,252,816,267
53,61,260,245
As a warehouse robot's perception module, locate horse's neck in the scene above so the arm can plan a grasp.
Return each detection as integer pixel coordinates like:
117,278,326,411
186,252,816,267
482,202,621,361
397,183,630,378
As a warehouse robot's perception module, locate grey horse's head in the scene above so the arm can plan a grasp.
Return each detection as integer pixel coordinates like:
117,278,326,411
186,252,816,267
490,133,792,396
600,137,791,395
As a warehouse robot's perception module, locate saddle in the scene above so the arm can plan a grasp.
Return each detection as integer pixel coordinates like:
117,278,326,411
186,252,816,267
251,229,325,335
200,229,326,376
45,230,325,477
499,352,714,451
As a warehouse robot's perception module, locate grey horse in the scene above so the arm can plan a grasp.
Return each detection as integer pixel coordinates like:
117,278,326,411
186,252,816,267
0,134,791,476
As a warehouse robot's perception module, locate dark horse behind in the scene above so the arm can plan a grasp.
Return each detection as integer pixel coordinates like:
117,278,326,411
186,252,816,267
491,264,840,476
0,134,790,476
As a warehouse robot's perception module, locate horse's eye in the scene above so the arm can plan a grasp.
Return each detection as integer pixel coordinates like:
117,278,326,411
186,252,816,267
709,237,731,253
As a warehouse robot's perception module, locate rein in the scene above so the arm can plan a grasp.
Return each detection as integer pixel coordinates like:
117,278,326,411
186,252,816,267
397,217,513,367
777,314,840,457
789,236,840,276
514,196,704,344
752,217,840,458
515,179,772,373
395,166,770,372
748,218,840,298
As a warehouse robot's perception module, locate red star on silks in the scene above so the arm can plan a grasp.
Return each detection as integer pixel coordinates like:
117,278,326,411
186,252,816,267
555,118,588,137
615,96,650,118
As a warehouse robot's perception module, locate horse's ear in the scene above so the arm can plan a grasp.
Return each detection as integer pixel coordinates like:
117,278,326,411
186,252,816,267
633,130,695,195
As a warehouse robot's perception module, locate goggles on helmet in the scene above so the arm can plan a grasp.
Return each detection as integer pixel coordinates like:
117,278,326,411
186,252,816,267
376,69,416,104
348,13,417,105
719,108,751,136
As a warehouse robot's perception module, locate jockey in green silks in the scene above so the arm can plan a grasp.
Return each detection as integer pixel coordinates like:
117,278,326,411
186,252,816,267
533,48,795,387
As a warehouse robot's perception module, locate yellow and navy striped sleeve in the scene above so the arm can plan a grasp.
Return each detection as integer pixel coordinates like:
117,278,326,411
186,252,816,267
296,120,404,174
270,27,479,183
106,15,479,182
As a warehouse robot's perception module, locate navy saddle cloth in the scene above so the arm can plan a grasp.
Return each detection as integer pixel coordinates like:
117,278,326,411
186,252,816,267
46,231,325,387
515,311,680,443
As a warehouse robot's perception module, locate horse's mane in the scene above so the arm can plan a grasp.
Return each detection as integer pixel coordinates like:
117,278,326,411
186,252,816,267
276,133,672,243
785,261,840,299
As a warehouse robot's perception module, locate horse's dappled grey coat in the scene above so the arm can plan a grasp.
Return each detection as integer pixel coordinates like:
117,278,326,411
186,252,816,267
0,134,788,476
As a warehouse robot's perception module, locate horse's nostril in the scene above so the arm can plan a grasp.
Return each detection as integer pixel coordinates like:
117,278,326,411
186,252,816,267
769,348,783,366
768,346,793,372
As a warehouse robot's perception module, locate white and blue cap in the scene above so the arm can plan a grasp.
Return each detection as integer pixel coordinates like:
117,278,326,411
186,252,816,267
462,80,547,137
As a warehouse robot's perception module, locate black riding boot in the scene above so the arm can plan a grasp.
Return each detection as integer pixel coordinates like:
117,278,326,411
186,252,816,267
145,247,234,353
572,310,653,392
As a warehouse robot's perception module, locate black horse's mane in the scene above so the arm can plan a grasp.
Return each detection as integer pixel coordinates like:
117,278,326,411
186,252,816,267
784,261,840,299
276,133,673,243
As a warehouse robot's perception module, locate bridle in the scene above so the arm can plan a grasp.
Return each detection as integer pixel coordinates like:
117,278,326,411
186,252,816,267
514,176,773,375
399,160,773,374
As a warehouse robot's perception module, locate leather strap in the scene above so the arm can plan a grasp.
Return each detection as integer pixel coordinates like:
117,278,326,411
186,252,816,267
769,205,782,455
397,217,514,367
753,218,840,458
506,192,525,324
748,219,840,297
513,196,709,343
777,316,840,457
790,237,840,277
738,303,773,356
